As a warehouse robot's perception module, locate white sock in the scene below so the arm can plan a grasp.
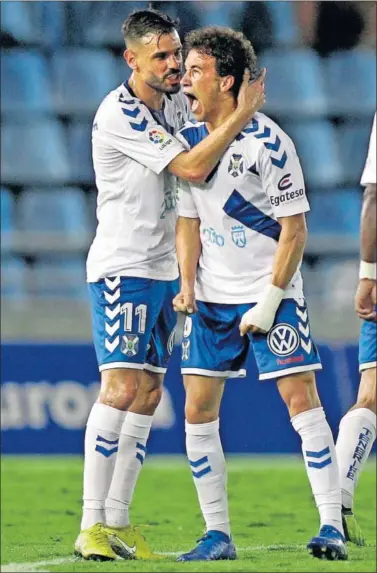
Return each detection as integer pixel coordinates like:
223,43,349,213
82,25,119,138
291,406,343,534
336,407,376,510
81,403,127,530
185,419,230,537
105,412,152,527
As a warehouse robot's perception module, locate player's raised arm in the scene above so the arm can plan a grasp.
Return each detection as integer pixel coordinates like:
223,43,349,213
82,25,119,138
168,69,266,183
355,113,376,322
240,133,309,335
173,179,201,314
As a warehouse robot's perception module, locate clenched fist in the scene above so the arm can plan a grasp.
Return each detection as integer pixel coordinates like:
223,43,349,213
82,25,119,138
173,290,197,314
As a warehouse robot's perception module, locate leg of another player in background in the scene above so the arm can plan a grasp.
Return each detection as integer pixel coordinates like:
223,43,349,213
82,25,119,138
81,367,143,531
335,367,376,533
277,371,344,535
105,370,163,527
184,375,230,536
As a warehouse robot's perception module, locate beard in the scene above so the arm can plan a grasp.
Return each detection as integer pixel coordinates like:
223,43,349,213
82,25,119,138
146,72,182,94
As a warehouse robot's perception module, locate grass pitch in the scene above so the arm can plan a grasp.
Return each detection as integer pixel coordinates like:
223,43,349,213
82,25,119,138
1,456,376,572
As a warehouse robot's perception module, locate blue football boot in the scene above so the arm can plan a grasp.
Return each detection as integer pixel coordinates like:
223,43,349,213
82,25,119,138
307,525,348,561
177,530,236,562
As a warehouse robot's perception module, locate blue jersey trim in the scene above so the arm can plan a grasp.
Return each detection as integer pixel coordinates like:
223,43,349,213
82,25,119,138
223,189,281,241
237,117,288,169
179,124,209,148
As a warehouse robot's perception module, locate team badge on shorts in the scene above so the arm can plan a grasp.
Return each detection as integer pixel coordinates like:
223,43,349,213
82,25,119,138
121,334,139,357
267,323,300,356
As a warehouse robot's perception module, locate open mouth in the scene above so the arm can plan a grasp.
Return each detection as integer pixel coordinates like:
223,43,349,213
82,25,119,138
185,93,200,113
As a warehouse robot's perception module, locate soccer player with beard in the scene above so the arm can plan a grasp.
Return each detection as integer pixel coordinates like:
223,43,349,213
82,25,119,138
74,9,265,561
173,26,347,562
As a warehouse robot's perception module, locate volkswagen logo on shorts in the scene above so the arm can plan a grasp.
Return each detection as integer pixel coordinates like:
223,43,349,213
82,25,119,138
267,323,299,356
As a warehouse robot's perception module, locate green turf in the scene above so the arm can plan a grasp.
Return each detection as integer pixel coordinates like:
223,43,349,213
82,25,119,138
1,456,376,572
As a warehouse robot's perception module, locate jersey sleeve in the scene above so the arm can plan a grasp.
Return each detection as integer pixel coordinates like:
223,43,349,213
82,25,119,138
361,113,376,186
97,98,185,175
258,132,310,217
175,126,199,217
177,178,199,218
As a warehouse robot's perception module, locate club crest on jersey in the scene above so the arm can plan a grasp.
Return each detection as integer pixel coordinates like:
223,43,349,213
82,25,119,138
267,324,299,357
121,334,139,357
231,225,247,248
228,154,244,178
148,128,173,151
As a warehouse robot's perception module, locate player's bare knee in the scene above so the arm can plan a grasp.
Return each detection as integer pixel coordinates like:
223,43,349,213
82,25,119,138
140,385,163,413
130,371,163,415
185,403,218,425
278,371,321,417
99,369,139,410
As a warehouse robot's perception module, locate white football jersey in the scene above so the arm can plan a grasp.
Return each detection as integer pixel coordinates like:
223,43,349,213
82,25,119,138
361,113,376,186
86,82,190,282
177,112,309,303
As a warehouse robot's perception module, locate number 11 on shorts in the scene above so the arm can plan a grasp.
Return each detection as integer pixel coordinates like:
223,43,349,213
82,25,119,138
121,302,147,334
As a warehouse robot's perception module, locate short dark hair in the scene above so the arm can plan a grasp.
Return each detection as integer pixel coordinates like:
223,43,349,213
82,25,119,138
183,26,258,97
121,8,179,46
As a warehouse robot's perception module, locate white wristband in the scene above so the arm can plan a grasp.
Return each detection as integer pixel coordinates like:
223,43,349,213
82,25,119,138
263,283,285,310
359,261,376,280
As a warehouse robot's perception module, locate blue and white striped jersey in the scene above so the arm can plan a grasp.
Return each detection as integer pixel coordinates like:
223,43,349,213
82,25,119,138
86,82,190,282
177,112,309,303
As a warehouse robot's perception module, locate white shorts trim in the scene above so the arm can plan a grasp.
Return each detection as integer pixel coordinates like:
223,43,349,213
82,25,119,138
99,362,145,372
181,367,247,379
360,361,377,372
144,363,167,374
259,363,322,381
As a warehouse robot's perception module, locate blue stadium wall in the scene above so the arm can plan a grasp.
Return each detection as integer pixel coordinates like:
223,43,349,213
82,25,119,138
0,342,366,455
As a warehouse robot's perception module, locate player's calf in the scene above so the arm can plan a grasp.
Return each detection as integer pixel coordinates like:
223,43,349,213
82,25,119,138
336,368,376,546
184,376,231,540
278,373,345,550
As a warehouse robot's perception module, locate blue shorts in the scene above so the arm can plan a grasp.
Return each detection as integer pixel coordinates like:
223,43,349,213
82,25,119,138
88,276,179,373
180,298,322,380
359,317,377,372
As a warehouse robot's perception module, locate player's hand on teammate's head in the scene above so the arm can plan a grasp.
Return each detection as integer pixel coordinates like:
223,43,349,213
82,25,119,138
236,67,266,121
355,279,377,322
173,291,198,314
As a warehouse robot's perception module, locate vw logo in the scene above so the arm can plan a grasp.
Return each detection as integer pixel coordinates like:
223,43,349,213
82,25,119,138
267,323,299,356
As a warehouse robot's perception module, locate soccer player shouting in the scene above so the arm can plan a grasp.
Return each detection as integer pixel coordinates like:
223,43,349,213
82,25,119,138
336,113,376,546
75,9,265,561
173,26,347,562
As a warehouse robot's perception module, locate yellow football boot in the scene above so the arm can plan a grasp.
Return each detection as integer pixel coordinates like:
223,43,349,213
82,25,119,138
103,524,164,560
74,523,119,561
342,508,366,546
